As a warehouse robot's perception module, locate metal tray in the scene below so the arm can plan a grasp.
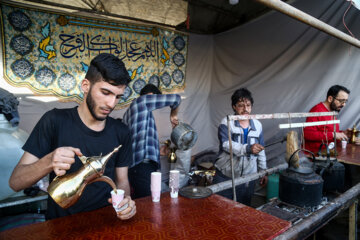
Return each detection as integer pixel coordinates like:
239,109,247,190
179,186,213,199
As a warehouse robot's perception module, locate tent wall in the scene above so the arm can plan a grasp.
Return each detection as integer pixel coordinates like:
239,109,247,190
209,0,360,161
1,0,360,163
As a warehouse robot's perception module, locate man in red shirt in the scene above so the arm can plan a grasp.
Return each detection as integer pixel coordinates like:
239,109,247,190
304,85,351,154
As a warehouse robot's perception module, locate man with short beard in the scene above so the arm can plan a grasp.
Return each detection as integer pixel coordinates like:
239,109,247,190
304,85,351,154
213,88,267,206
9,53,137,220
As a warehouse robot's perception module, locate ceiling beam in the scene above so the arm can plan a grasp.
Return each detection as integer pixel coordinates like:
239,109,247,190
254,0,360,48
15,0,176,29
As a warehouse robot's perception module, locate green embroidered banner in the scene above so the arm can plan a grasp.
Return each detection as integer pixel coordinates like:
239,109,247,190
0,3,187,107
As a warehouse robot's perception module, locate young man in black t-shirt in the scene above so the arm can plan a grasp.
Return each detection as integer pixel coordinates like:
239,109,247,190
9,53,137,220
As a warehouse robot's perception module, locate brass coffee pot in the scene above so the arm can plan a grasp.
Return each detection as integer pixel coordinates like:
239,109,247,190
168,149,177,163
350,124,359,144
163,139,177,163
47,145,121,209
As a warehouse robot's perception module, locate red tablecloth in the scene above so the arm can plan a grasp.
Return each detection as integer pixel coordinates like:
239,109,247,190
0,193,291,240
337,143,360,166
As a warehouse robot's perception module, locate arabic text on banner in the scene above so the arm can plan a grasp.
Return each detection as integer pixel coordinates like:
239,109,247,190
0,3,188,108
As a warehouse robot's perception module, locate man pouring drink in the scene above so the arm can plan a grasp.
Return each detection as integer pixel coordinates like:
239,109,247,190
9,53,136,220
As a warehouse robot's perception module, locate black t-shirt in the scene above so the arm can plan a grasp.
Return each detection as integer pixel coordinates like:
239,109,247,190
23,107,132,220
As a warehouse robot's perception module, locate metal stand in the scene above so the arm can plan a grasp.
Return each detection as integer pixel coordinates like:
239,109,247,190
225,111,338,203
349,200,358,240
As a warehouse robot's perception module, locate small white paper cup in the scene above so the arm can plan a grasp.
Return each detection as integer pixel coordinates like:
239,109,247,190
111,189,125,212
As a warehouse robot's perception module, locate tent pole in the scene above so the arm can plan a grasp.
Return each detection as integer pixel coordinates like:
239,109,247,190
227,115,237,202
254,0,360,49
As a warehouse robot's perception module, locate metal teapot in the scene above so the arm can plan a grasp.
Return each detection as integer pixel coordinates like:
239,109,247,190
279,149,324,207
314,143,345,192
171,122,197,151
47,145,121,209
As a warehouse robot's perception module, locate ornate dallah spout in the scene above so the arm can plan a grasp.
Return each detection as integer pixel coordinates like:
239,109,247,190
47,145,121,209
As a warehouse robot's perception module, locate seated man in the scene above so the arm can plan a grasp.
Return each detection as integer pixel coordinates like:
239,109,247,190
9,53,136,220
304,85,350,154
213,88,267,206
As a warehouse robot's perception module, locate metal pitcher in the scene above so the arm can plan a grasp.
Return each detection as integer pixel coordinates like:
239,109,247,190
47,145,121,209
171,122,197,151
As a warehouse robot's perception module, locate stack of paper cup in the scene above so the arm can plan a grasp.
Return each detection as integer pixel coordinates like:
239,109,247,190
169,170,180,198
151,172,162,202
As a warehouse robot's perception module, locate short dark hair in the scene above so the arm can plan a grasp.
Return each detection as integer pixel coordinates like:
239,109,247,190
231,88,254,107
140,84,162,95
85,53,131,86
326,85,350,98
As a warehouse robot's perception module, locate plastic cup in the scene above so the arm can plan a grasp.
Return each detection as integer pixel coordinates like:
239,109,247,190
169,170,180,198
111,189,125,212
151,172,162,202
342,140,347,149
